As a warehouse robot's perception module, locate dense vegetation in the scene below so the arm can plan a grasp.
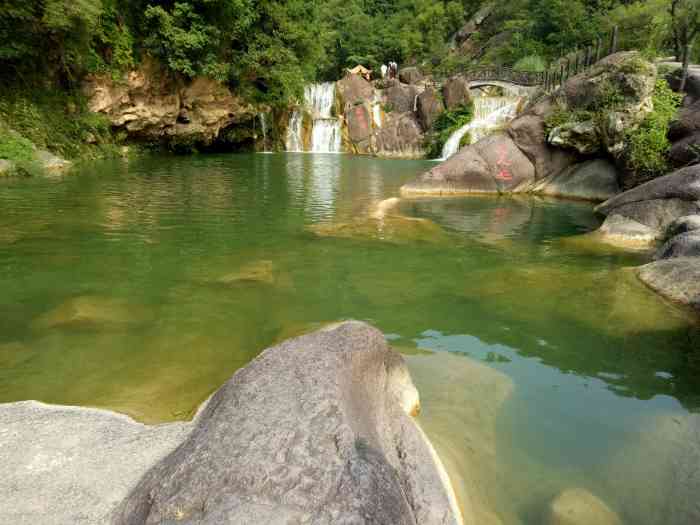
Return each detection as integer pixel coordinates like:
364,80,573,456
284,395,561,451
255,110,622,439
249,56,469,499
2,0,697,104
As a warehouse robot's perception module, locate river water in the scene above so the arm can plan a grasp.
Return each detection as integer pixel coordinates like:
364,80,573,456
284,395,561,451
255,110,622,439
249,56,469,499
0,153,698,524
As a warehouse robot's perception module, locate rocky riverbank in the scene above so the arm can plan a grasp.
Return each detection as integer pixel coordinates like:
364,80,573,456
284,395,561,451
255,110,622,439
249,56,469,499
1,322,463,525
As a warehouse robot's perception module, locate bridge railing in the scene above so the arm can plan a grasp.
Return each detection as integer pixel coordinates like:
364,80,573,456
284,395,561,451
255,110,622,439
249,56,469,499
462,26,622,93
543,26,621,92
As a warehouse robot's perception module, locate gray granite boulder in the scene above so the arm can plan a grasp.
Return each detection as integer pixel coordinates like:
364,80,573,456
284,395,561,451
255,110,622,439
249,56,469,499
113,321,461,525
375,113,426,159
385,82,419,114
637,257,700,311
655,230,700,260
531,159,620,202
417,87,445,131
442,77,471,110
594,165,700,243
667,214,700,237
0,402,192,525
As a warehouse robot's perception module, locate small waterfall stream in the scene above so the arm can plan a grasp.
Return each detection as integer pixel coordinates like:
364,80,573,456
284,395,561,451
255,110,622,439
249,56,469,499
440,96,521,160
258,112,270,152
286,83,342,153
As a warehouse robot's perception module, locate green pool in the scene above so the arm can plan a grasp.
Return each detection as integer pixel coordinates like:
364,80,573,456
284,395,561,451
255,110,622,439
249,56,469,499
1,153,697,524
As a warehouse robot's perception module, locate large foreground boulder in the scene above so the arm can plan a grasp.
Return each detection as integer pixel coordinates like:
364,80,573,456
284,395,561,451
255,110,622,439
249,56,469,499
531,159,620,201
637,257,700,311
1,322,461,525
113,321,461,524
594,164,700,245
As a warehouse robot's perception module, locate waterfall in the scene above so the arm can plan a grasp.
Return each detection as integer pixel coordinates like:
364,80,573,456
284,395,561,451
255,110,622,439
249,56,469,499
440,96,521,160
258,113,269,152
286,110,304,152
286,82,342,153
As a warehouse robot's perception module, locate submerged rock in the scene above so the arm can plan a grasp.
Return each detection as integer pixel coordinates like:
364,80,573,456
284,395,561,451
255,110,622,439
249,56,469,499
637,257,700,311
217,260,275,285
113,321,462,524
309,214,448,244
32,295,150,330
546,488,622,525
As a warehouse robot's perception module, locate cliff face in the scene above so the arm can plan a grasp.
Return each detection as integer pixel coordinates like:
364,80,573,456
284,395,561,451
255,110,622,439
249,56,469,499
83,59,258,150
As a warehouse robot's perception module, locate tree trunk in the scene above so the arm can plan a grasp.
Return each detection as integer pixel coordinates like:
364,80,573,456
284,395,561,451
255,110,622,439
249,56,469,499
680,42,691,93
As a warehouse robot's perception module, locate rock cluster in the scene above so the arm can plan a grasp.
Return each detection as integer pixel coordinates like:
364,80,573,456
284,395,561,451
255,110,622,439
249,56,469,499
401,52,654,201
668,68,700,167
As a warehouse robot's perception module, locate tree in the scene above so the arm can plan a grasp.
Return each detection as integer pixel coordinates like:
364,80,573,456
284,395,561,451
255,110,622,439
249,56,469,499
670,0,700,91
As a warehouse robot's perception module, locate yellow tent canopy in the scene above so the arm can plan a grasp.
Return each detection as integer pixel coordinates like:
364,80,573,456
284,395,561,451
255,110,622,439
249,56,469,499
346,65,372,79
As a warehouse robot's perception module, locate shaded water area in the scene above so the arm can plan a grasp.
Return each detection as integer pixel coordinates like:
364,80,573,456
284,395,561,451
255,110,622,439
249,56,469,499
1,153,699,524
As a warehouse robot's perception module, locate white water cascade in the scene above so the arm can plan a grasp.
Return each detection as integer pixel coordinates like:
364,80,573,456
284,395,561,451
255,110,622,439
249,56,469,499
286,82,342,153
440,96,521,160
258,112,270,152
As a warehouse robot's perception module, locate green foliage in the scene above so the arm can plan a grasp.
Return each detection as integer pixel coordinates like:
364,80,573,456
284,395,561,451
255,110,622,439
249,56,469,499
0,88,121,161
513,55,546,73
426,101,475,158
624,79,683,181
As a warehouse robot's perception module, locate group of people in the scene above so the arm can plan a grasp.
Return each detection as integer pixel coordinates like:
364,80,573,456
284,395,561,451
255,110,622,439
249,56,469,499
380,61,398,79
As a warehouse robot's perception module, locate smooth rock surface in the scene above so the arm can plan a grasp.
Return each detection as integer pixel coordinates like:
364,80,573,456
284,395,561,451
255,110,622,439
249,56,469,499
637,257,700,311
532,159,620,201
667,214,700,237
417,87,445,131
375,112,426,159
399,67,424,85
546,488,622,525
113,321,462,525
0,402,192,525
596,214,660,246
443,77,472,110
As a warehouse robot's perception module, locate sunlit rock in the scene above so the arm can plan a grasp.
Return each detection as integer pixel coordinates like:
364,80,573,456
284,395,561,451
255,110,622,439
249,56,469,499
113,321,462,525
637,257,700,311
546,488,622,525
309,214,449,244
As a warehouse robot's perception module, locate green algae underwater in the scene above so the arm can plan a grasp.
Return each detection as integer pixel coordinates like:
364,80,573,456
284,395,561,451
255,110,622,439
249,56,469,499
1,152,698,524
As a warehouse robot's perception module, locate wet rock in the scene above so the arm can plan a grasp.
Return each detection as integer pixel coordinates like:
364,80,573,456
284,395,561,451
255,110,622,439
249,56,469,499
606,412,700,525
310,214,448,244
655,231,700,260
399,67,424,85
113,321,462,525
637,257,700,311
0,401,192,525
596,214,660,246
546,488,622,525
401,133,535,195
442,76,471,110
595,164,700,240
416,87,445,131
531,159,621,201
32,296,149,330
217,260,275,285
375,112,425,159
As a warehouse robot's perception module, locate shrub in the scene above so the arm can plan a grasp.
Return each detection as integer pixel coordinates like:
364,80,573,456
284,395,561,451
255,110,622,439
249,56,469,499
425,101,475,158
623,79,683,183
513,55,547,73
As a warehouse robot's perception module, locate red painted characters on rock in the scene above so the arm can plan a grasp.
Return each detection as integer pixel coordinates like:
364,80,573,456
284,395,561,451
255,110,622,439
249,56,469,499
495,143,513,182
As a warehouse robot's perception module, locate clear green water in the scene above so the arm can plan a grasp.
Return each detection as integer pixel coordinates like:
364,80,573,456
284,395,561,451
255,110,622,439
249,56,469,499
1,153,698,524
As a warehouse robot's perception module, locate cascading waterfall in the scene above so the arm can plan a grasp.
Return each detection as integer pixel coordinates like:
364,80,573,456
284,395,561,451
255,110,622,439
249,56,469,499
440,96,521,160
258,113,269,152
286,82,342,153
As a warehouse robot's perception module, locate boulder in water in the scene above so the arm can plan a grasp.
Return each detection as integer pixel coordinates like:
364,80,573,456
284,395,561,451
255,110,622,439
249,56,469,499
113,321,462,524
344,103,373,154
217,260,275,285
531,159,621,202
637,257,700,311
401,133,535,195
32,296,150,330
546,488,622,525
